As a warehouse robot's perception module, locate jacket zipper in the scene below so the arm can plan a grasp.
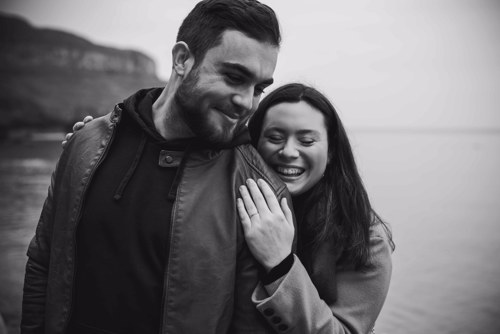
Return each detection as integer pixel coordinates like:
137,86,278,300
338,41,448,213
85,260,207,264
63,111,119,332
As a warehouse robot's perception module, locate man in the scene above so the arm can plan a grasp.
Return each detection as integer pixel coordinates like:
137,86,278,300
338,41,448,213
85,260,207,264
21,1,292,333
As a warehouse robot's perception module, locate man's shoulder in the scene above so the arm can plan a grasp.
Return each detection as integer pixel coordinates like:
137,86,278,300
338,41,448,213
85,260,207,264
234,144,287,195
87,107,122,130
74,108,121,139
234,143,270,173
66,107,122,156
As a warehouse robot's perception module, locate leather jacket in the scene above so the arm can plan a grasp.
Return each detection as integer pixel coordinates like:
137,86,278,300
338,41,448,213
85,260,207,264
21,105,292,334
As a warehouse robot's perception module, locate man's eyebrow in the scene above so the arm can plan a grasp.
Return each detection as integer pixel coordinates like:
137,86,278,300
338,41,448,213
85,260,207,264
221,62,274,86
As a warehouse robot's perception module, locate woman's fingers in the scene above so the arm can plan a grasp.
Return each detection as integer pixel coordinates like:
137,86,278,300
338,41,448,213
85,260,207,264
238,184,260,220
245,179,268,213
72,121,85,132
245,178,289,215
237,198,252,232
63,116,93,148
280,198,294,228
256,179,282,213
72,115,93,132
61,133,73,148
83,115,94,123
246,179,279,215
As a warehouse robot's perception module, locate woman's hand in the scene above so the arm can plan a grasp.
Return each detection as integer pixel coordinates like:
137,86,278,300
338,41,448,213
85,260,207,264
61,115,94,148
237,178,294,272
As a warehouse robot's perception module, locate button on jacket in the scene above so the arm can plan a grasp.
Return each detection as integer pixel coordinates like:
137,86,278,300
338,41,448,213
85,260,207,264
21,102,292,334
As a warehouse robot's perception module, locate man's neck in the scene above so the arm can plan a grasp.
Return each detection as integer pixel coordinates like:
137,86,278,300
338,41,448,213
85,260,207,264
152,84,194,141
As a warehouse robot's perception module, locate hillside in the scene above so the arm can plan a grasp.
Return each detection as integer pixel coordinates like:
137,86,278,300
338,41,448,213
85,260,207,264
0,13,165,133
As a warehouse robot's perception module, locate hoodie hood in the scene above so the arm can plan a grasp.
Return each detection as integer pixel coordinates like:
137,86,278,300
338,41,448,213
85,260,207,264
120,87,251,149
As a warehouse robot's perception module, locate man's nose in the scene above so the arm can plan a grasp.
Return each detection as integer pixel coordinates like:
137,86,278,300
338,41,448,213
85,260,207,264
232,88,254,112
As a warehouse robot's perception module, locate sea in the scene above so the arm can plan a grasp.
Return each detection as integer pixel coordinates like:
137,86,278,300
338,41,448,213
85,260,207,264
1,130,499,334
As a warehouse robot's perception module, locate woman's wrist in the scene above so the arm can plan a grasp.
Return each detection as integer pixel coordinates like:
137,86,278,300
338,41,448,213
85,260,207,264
261,253,294,285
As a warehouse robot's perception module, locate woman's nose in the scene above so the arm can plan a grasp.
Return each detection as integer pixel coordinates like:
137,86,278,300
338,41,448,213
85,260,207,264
279,141,299,159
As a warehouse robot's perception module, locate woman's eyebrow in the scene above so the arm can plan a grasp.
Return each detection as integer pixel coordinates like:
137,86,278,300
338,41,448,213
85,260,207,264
296,129,321,136
264,127,321,136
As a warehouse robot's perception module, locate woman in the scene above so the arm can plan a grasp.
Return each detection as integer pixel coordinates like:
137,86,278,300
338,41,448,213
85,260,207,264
237,83,394,334
66,83,394,334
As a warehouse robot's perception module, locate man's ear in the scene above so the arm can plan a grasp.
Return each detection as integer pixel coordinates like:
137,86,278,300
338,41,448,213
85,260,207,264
172,42,195,77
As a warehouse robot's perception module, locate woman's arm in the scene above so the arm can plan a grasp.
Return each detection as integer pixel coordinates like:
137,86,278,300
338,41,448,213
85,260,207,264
238,179,393,334
252,224,393,334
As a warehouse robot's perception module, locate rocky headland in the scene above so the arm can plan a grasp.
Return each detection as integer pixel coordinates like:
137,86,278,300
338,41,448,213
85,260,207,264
0,13,165,136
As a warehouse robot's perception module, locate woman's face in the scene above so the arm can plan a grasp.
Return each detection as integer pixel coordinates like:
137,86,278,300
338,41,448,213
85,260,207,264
257,101,329,196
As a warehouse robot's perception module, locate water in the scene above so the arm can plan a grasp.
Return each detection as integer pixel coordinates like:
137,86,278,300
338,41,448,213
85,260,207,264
351,130,500,334
1,131,499,334
0,139,63,334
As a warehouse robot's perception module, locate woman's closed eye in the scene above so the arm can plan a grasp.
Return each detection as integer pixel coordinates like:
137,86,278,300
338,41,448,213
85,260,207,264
299,137,316,146
266,134,284,143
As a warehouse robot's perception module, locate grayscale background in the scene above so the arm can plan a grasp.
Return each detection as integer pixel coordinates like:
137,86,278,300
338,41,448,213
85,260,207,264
1,1,499,333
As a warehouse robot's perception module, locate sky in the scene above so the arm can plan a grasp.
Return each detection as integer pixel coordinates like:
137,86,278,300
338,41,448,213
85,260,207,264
1,0,499,130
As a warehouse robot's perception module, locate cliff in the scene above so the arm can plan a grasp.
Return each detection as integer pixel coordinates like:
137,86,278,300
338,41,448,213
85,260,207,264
0,13,165,133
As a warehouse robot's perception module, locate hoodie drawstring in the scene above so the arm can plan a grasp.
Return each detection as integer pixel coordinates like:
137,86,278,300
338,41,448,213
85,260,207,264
113,133,147,201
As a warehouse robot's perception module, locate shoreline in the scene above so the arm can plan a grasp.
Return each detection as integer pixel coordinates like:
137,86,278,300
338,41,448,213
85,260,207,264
2,130,65,142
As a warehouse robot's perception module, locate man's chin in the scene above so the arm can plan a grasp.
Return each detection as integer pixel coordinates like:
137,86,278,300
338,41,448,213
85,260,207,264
195,126,233,146
207,131,235,146
208,120,243,144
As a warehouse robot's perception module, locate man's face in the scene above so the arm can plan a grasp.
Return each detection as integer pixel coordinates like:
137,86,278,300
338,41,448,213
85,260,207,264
175,30,278,145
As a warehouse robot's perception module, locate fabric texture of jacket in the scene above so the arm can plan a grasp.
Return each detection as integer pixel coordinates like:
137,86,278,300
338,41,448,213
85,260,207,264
252,223,392,334
21,98,292,334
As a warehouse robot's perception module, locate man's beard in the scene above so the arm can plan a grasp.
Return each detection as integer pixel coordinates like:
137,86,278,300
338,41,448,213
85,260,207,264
174,69,244,146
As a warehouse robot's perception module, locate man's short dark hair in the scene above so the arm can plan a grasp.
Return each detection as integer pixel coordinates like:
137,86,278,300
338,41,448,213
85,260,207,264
177,0,281,65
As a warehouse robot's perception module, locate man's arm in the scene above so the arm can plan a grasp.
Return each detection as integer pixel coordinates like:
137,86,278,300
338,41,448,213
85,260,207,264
21,158,61,333
229,242,275,333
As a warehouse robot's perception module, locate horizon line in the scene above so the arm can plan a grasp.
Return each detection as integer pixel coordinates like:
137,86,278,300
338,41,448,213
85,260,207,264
348,127,500,135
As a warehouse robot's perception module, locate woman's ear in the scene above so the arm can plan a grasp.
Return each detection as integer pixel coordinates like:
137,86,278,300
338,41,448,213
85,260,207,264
172,42,195,77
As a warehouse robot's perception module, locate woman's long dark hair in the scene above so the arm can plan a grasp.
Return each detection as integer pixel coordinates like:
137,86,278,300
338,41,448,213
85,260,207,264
249,83,394,269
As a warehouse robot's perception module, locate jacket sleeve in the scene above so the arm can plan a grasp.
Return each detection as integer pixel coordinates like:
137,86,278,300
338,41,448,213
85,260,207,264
21,156,63,334
251,227,393,334
229,244,275,333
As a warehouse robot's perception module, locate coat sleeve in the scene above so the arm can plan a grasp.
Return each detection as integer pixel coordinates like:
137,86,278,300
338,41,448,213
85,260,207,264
251,226,393,334
229,243,275,333
21,159,61,334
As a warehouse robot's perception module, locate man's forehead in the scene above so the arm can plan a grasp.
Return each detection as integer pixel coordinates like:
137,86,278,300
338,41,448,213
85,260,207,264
205,30,278,81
